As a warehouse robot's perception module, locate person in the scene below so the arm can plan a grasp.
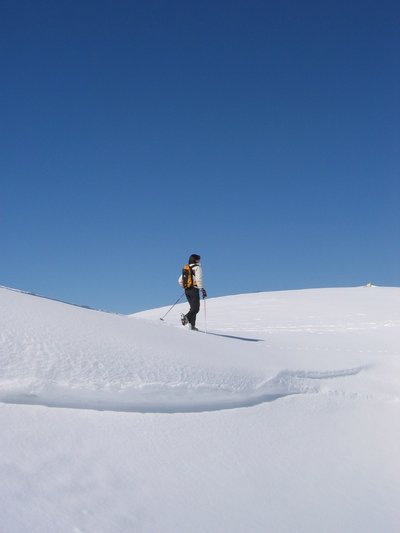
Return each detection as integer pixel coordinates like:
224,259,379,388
178,254,207,330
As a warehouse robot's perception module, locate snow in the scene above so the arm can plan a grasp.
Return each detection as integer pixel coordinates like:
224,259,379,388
1,285,399,532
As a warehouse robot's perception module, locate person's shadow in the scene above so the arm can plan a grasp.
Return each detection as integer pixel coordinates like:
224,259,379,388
204,332,263,342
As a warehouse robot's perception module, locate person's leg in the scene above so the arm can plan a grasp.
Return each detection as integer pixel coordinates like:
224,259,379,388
185,288,200,326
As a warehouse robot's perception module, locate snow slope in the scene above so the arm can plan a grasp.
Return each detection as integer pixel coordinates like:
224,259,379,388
1,285,399,532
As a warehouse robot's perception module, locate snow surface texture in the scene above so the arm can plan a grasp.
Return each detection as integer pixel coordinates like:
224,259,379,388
1,285,399,532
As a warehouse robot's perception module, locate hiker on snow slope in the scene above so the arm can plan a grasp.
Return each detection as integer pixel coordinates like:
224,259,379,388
178,254,207,331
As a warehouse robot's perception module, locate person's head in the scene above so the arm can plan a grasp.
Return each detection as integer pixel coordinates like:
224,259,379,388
188,254,201,265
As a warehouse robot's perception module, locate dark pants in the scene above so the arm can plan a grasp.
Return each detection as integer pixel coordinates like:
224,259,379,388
185,288,200,326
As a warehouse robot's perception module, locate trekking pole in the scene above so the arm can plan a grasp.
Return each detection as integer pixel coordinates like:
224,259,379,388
160,293,185,321
204,297,208,334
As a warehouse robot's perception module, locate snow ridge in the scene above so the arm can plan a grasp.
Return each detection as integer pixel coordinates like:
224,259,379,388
0,366,366,413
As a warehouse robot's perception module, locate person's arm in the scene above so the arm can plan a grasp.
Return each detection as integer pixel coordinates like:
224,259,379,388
194,265,207,297
193,265,203,289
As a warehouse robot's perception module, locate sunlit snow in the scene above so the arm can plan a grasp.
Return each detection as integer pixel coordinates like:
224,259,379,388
1,285,399,532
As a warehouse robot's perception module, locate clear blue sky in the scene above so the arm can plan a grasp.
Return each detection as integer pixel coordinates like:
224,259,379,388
1,0,399,313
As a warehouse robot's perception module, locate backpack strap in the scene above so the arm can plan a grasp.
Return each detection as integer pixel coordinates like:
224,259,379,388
189,264,198,287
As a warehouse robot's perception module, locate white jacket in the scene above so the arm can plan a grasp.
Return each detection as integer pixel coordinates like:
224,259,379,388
178,263,204,289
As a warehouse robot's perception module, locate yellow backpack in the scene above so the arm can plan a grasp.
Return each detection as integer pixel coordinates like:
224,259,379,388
181,264,195,289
